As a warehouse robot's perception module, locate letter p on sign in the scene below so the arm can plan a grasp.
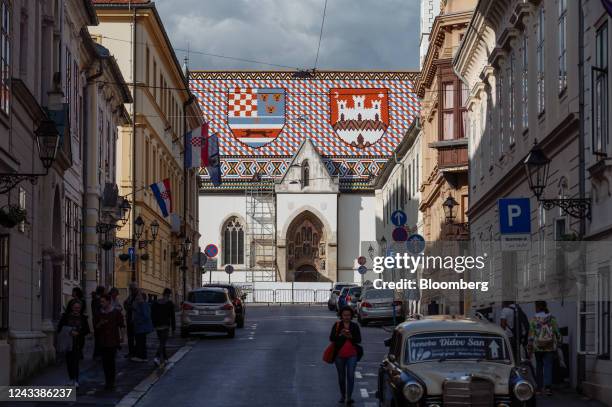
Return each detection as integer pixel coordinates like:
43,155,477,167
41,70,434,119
499,198,531,235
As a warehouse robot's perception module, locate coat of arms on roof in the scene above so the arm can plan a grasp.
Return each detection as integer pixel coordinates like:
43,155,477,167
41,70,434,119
227,87,286,148
329,88,389,148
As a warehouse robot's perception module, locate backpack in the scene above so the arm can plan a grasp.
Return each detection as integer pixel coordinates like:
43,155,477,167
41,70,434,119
535,317,555,349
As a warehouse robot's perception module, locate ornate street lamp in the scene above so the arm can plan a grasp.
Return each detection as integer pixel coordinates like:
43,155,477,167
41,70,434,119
367,244,375,260
151,219,160,240
443,195,459,224
379,236,387,256
524,139,591,220
0,117,60,194
182,237,192,254
134,216,145,240
119,197,131,225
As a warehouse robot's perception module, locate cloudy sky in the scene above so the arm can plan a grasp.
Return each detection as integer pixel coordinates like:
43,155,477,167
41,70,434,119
154,0,421,71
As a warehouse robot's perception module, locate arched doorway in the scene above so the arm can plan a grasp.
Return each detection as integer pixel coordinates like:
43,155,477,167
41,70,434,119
285,210,330,282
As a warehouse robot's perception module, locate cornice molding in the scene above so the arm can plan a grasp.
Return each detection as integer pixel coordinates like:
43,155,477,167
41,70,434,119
189,71,419,81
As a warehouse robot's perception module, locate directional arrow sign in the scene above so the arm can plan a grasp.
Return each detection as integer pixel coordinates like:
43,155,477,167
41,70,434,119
391,210,407,227
357,265,368,275
489,340,500,359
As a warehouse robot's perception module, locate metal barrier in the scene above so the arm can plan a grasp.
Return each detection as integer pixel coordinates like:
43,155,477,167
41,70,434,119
244,288,330,305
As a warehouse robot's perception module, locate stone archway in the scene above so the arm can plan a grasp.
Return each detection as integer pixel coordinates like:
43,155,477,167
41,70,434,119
285,210,331,282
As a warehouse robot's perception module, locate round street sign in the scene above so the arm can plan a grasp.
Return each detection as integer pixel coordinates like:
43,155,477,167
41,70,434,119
391,210,407,227
225,265,234,275
204,244,218,258
406,234,426,255
357,265,368,275
392,227,408,242
357,256,367,266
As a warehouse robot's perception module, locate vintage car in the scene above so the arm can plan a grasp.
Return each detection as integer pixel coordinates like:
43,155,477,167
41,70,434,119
377,315,536,407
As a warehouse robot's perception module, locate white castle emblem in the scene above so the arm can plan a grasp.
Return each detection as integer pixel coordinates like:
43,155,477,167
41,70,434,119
330,90,389,148
337,95,383,122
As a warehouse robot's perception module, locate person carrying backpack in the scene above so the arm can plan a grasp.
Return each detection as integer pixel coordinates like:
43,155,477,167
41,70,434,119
500,301,529,359
528,301,561,396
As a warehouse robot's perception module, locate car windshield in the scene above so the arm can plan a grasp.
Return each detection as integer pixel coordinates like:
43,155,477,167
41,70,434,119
363,289,394,299
205,285,236,299
188,291,227,304
340,288,350,296
405,332,510,364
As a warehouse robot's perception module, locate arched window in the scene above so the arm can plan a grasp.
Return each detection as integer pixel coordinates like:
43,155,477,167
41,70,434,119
302,160,310,187
223,217,244,265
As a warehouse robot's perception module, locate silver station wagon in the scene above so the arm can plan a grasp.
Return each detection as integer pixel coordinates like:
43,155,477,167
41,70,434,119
181,287,237,338
377,315,536,407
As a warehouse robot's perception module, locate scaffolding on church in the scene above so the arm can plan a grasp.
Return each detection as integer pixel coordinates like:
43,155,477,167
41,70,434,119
245,174,278,282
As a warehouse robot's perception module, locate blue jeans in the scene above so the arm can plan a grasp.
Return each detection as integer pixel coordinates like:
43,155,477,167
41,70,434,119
335,356,358,400
535,351,555,389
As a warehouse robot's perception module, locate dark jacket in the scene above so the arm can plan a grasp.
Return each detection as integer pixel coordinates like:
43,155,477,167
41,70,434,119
151,300,176,331
57,312,90,352
132,301,154,334
329,320,362,359
65,298,87,316
94,308,125,348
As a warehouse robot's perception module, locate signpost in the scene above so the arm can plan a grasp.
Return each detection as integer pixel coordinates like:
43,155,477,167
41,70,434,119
204,244,218,258
391,210,407,227
498,198,531,251
406,234,425,255
357,256,367,266
225,264,234,283
392,227,408,242
357,265,368,285
128,247,135,263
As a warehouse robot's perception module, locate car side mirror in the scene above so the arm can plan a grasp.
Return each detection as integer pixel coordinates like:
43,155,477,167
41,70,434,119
384,337,392,347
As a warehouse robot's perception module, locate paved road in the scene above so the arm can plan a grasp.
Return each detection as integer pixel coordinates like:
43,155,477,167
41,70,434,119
135,305,605,407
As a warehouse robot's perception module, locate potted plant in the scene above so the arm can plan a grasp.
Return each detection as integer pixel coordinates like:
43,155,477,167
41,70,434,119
0,205,28,228
140,253,149,261
100,241,114,251
118,253,130,262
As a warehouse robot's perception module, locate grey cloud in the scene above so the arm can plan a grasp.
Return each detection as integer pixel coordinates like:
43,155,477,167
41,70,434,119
154,0,420,70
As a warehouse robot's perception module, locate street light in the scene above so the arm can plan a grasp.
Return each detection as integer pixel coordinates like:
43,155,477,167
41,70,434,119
119,197,131,225
134,216,145,240
523,139,550,201
379,236,387,255
182,237,192,254
443,195,459,223
0,117,61,194
368,244,375,260
524,139,591,220
150,219,160,240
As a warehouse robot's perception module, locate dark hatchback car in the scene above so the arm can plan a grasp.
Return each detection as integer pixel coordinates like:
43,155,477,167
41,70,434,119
202,284,247,328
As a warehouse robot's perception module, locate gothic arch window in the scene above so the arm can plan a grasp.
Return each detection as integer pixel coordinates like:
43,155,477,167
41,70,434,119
302,160,310,187
222,217,244,265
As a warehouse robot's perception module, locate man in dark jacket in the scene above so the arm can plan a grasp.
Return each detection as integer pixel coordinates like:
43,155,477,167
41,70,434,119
94,294,125,390
123,282,138,358
151,288,176,366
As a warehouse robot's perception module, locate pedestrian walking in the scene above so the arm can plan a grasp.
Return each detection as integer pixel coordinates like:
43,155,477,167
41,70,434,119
500,301,529,360
66,286,87,359
132,289,153,362
57,300,90,388
329,306,363,405
528,300,562,396
94,294,125,390
109,287,123,313
123,282,138,358
91,286,106,359
151,288,176,366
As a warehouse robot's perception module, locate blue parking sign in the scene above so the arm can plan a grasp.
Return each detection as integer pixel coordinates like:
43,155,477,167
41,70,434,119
498,198,531,234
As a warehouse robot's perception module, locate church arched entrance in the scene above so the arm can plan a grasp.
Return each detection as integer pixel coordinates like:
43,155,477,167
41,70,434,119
285,210,330,282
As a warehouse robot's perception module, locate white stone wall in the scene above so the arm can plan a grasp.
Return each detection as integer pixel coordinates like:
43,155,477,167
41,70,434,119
419,0,441,69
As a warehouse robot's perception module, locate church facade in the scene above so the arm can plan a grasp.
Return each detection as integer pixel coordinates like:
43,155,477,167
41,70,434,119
190,71,418,283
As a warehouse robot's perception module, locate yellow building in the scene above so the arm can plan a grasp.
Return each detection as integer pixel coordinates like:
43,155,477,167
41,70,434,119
90,0,201,301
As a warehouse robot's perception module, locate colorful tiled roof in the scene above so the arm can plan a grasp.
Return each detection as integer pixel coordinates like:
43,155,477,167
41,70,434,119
190,71,419,190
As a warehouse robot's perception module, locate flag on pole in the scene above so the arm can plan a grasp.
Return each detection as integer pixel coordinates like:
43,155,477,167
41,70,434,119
184,123,209,169
207,133,222,187
150,179,172,217
603,0,612,16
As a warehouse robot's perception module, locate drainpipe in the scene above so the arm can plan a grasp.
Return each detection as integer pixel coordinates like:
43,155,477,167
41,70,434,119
130,5,137,284
182,85,195,300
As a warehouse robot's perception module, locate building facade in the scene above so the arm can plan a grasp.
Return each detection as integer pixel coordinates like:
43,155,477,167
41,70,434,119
90,0,201,302
416,0,475,315
192,71,419,285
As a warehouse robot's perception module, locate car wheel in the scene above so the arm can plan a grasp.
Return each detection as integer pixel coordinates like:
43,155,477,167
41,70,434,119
237,316,245,328
180,328,189,338
227,328,236,338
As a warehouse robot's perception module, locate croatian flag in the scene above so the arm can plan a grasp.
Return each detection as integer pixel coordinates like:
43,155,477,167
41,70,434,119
207,133,222,187
603,0,612,16
150,179,172,217
184,123,209,169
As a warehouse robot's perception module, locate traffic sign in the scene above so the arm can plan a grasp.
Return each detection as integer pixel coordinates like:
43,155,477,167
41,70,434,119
357,265,368,275
392,227,408,242
203,258,218,270
225,265,234,275
128,247,135,263
391,210,407,227
498,198,531,251
204,244,219,258
406,234,425,255
357,256,367,266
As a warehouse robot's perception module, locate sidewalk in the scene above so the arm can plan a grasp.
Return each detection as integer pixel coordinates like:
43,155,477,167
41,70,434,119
0,331,187,406
537,387,608,407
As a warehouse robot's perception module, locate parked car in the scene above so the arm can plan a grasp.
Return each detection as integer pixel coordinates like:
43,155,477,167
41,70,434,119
336,286,353,312
181,287,237,338
327,282,358,311
377,315,536,407
203,283,247,328
357,288,403,326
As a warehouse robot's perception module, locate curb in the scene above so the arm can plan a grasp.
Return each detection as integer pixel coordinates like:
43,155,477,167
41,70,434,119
115,340,196,407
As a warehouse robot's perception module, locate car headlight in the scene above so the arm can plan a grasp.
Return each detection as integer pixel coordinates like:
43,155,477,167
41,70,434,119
402,381,424,403
513,380,534,401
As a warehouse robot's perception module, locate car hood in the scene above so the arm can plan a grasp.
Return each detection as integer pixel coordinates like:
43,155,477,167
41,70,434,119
405,361,513,395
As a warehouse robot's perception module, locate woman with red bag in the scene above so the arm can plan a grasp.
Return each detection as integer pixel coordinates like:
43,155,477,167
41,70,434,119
329,306,362,405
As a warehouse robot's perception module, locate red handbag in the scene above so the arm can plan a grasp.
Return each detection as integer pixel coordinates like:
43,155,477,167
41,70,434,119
323,322,340,364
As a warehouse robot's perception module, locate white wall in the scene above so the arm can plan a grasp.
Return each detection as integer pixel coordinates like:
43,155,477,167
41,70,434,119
338,194,377,282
